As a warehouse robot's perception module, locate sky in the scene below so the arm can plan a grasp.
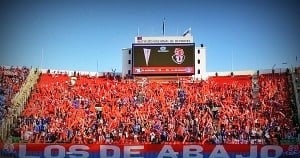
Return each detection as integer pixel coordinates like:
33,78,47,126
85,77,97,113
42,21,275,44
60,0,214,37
0,0,300,73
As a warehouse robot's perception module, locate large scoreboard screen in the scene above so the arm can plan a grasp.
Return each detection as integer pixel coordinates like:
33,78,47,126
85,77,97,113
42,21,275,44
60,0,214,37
132,43,195,75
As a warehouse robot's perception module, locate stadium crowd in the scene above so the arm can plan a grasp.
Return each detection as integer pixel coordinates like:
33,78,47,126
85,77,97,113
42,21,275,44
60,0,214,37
11,72,300,144
0,66,29,125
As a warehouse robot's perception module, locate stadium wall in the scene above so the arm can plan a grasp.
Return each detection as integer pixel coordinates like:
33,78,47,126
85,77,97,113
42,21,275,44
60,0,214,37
39,67,289,78
40,69,100,76
194,45,207,80
206,67,292,77
122,48,132,77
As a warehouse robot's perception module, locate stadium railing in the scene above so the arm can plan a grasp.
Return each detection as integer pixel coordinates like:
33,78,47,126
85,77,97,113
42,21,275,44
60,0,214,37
0,68,40,142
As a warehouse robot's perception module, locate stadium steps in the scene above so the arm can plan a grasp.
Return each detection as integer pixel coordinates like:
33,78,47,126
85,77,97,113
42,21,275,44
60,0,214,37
251,74,260,109
291,71,300,124
0,68,41,142
210,106,220,133
212,118,220,133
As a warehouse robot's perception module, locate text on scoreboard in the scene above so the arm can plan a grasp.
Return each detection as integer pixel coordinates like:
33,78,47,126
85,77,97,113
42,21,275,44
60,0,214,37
132,43,195,75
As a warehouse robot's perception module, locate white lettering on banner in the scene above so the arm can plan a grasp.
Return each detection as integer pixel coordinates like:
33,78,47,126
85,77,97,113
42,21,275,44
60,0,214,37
19,144,90,158
100,145,120,158
69,145,90,158
209,145,229,158
19,145,40,158
285,145,299,155
183,145,203,158
44,145,65,158
124,146,144,158
260,145,283,158
17,144,287,158
157,145,178,158
236,145,257,158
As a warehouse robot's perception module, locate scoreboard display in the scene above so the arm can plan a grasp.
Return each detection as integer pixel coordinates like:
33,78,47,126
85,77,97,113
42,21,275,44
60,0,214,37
132,43,195,75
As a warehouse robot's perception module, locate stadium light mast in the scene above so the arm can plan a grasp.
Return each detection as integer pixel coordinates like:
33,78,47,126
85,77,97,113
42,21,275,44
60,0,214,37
272,64,276,76
162,18,166,36
231,50,234,72
282,62,287,68
97,59,99,75
281,62,287,74
40,48,44,70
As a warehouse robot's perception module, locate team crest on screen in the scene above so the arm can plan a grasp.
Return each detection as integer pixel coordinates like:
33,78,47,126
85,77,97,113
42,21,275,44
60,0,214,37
143,48,151,66
172,48,185,64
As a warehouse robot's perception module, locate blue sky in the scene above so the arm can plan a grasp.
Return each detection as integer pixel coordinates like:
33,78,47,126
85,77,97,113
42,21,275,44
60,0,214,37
0,0,299,72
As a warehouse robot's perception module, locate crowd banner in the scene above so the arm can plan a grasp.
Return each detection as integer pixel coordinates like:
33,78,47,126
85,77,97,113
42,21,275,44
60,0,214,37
1,143,300,158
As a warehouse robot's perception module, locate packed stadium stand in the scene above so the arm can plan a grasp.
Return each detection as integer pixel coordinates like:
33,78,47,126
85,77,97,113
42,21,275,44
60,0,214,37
1,66,39,140
1,67,300,146
0,66,29,122
0,66,33,143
